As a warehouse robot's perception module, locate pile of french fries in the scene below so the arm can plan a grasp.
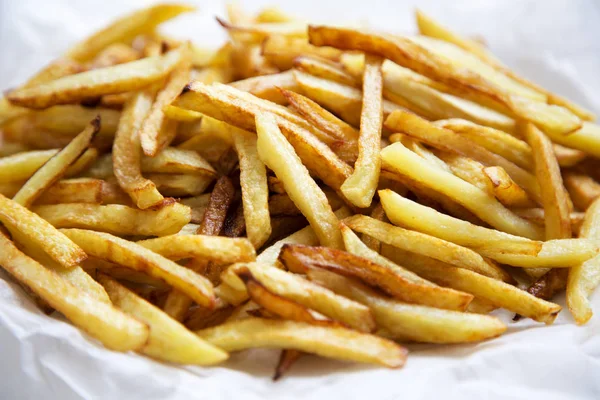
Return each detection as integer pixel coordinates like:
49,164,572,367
1,2,600,379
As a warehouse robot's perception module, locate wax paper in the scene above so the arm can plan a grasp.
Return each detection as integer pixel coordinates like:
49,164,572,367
1,1,600,399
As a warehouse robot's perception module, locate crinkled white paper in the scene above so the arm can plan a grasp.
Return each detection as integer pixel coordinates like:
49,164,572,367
1,1,600,399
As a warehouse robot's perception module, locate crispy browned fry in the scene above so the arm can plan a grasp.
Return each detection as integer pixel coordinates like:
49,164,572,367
269,194,301,216
174,82,353,190
8,48,185,109
340,55,383,208
381,142,544,239
184,302,234,331
273,349,303,381
263,36,342,71
524,123,571,240
308,25,581,136
293,70,402,127
340,224,473,310
415,10,595,122
63,228,215,308
0,231,149,351
483,166,536,208
34,201,190,236
197,176,236,236
140,45,192,156
113,89,165,209
230,71,297,104
13,118,98,207
563,172,600,211
308,267,506,343
381,246,561,324
221,201,247,237
0,194,86,268
434,119,531,169
65,4,194,62
197,317,407,368
344,215,510,281
385,110,541,203
256,113,344,249
232,129,271,247
138,234,255,263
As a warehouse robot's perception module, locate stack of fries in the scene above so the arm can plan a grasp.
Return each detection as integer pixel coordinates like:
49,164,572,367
1,2,600,379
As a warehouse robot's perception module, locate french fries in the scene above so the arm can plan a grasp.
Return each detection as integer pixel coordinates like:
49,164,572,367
63,228,215,308
34,202,191,237
197,318,407,368
256,113,343,249
13,118,99,207
98,274,228,365
3,1,600,377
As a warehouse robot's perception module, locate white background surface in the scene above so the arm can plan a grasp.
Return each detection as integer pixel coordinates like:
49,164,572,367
1,1,600,399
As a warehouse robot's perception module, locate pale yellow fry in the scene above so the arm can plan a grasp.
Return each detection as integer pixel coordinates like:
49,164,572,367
8,48,184,109
197,317,406,368
140,46,191,156
344,215,509,281
307,268,506,343
66,4,195,62
62,228,215,308
0,194,86,268
138,234,256,262
34,202,190,237
0,150,58,182
380,142,543,239
256,113,343,249
149,174,214,197
340,55,383,208
382,246,561,324
111,90,163,210
340,224,474,310
98,275,227,364
140,148,216,176
567,198,600,324
524,123,571,240
232,129,271,248
229,70,298,104
0,232,148,351
13,118,98,207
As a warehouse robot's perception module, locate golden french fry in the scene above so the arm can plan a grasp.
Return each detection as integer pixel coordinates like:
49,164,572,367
0,194,86,268
563,172,600,211
217,17,308,43
138,234,255,262
294,56,357,87
433,151,494,195
8,48,185,109
381,246,561,324
309,25,581,136
385,110,541,203
344,215,510,281
263,37,342,71
232,128,271,248
483,166,536,208
197,317,407,368
525,123,571,240
62,228,215,308
141,148,216,176
567,198,600,324
13,118,98,207
340,55,383,208
380,142,543,239
256,113,343,248
554,144,586,168
307,268,506,343
149,173,214,197
35,178,104,205
140,45,192,156
98,274,228,365
34,202,190,236
0,231,148,351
